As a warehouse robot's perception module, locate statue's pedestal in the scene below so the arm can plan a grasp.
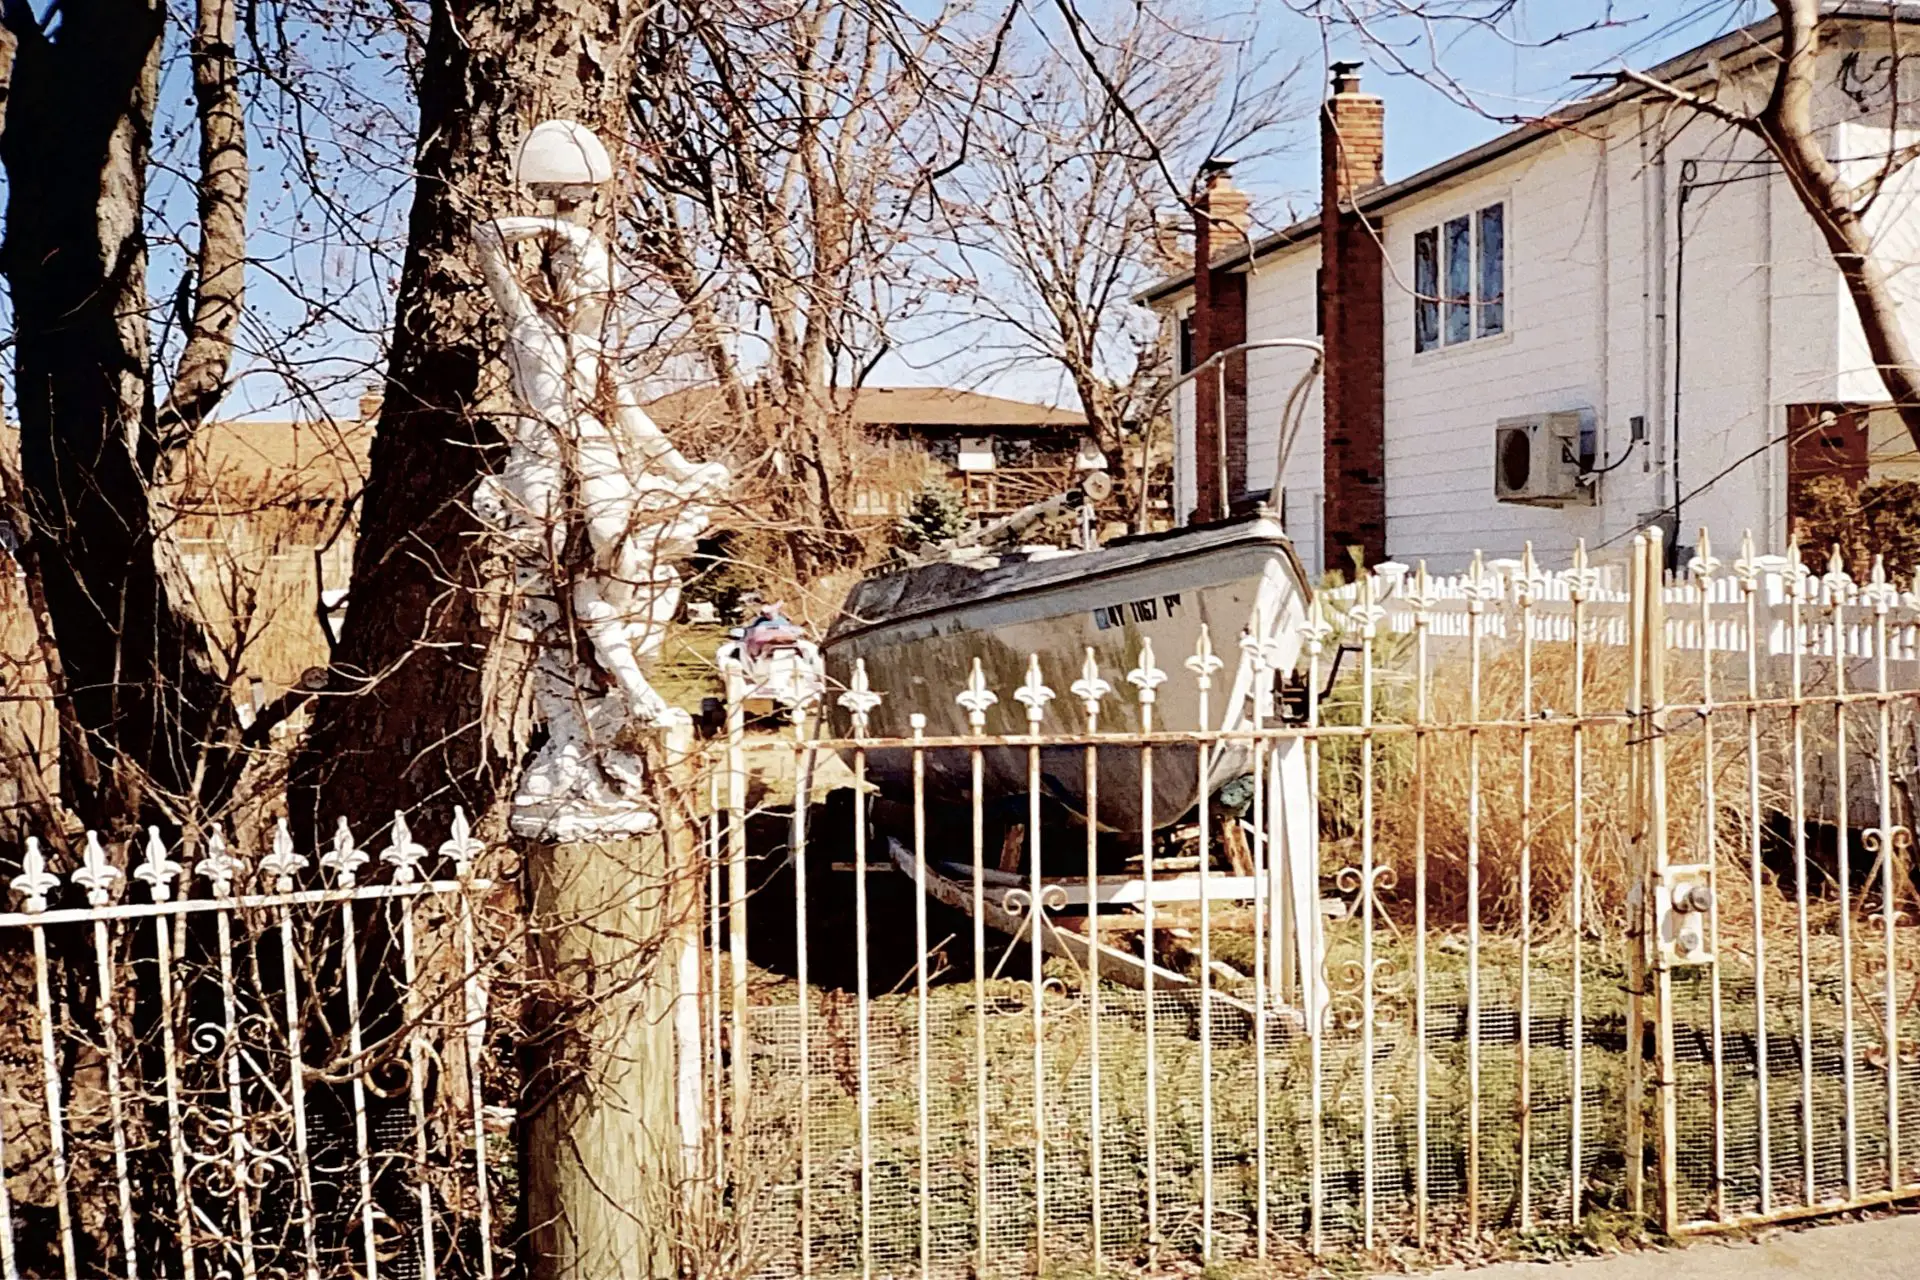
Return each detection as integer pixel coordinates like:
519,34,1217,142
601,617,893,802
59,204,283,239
521,732,699,1279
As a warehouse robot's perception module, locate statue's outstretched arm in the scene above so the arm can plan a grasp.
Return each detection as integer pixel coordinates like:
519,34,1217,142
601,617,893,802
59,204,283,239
610,383,727,489
471,219,540,327
487,214,591,248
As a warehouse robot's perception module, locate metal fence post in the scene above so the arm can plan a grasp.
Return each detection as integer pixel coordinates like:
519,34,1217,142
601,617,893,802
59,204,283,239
1646,527,1681,1233
1625,531,1649,1222
725,661,751,1138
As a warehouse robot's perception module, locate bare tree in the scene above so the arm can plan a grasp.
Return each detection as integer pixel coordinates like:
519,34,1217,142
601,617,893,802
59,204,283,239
624,0,966,575
0,0,249,833
1296,0,1920,448
937,6,1300,505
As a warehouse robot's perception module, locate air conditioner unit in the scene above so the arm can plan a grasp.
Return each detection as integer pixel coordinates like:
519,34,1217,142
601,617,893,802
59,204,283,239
1493,409,1595,506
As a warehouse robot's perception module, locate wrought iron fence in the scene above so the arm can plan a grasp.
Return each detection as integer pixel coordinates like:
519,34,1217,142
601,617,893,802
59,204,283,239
694,527,1920,1276
0,813,494,1280
7,525,1920,1277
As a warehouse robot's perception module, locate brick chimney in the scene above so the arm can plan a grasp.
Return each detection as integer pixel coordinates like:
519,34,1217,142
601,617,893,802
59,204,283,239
1191,158,1252,523
1320,61,1387,570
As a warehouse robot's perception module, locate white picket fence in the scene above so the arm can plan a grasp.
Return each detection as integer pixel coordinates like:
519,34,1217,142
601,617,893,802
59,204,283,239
1327,537,1920,665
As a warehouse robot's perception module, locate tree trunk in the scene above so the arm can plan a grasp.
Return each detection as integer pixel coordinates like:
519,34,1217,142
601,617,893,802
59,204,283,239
0,0,236,833
1761,0,1920,451
521,829,693,1278
153,0,248,457
286,1,647,1268
291,0,637,845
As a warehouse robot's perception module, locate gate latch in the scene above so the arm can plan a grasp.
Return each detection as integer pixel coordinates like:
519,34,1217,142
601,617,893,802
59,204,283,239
1655,864,1715,966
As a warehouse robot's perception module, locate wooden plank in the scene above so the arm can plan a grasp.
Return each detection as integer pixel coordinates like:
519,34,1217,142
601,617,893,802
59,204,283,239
930,861,1270,906
893,838,1269,1018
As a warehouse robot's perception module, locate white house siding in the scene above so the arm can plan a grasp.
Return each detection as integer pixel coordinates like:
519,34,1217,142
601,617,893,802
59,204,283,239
1663,125,1785,551
1358,78,1848,567
1241,246,1325,574
1376,129,1612,567
1839,121,1920,419
1172,301,1196,522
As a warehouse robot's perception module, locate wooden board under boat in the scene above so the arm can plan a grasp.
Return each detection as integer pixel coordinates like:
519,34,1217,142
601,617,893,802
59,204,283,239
884,838,1303,1034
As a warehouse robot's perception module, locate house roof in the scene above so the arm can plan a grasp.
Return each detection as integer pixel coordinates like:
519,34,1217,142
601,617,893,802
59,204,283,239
646,385,1085,432
169,418,373,508
1136,1,1920,307
0,416,374,510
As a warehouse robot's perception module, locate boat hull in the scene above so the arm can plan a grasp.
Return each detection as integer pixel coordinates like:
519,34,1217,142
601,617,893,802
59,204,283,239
822,516,1312,831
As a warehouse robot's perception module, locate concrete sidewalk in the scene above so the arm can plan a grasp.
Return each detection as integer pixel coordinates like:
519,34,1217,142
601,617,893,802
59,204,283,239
1396,1212,1920,1277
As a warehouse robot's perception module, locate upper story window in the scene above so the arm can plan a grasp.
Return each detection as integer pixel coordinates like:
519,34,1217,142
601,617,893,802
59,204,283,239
1414,202,1505,353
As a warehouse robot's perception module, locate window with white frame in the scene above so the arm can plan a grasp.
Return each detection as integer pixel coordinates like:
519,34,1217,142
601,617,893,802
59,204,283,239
1413,202,1505,353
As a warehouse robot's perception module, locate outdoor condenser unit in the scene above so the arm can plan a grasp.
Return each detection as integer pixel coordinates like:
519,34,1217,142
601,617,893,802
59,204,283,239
1492,409,1596,506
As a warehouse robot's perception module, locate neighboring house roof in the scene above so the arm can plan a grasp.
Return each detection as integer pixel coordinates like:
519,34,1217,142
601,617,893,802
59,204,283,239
170,418,373,509
0,417,374,511
1136,1,1920,307
646,385,1085,433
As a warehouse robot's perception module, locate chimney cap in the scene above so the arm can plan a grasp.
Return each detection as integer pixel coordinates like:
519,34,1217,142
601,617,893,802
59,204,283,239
1330,60,1364,93
1200,155,1237,176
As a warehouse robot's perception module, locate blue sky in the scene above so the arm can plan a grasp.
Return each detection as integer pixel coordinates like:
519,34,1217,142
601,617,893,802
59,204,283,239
129,1,1767,420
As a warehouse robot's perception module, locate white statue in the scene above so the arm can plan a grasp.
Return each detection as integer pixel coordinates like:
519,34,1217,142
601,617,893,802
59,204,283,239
473,120,728,841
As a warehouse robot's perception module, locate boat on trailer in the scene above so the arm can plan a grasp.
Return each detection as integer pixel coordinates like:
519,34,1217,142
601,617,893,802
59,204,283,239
822,510,1313,831
815,336,1328,1016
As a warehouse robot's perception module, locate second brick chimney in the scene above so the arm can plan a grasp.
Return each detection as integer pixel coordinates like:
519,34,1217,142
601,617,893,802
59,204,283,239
1320,61,1387,570
1190,158,1253,523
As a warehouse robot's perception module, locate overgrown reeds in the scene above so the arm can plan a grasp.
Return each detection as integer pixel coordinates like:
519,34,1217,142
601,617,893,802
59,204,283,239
1313,620,1913,947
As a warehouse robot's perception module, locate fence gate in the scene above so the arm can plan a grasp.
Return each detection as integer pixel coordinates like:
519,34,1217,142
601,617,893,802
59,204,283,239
696,524,1920,1277
1637,529,1920,1233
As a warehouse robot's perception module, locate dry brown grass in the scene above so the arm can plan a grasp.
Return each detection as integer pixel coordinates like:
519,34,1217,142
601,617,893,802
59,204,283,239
1315,628,1868,943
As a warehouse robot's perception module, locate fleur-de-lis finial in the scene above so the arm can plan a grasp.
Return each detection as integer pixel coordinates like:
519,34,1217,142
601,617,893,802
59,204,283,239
1405,560,1438,615
381,811,428,885
134,826,182,903
72,831,120,908
14,838,59,913
1463,549,1497,612
1516,542,1539,606
1127,638,1167,704
1185,624,1224,690
439,806,484,878
322,817,369,888
1734,529,1761,593
261,817,307,891
1786,538,1815,601
1014,654,1054,725
1567,540,1599,603
1864,554,1899,616
1347,573,1384,640
1070,648,1110,724
956,657,998,730
1302,594,1334,657
1824,543,1855,603
1239,627,1266,675
1688,528,1720,583
197,827,239,898
837,658,882,737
